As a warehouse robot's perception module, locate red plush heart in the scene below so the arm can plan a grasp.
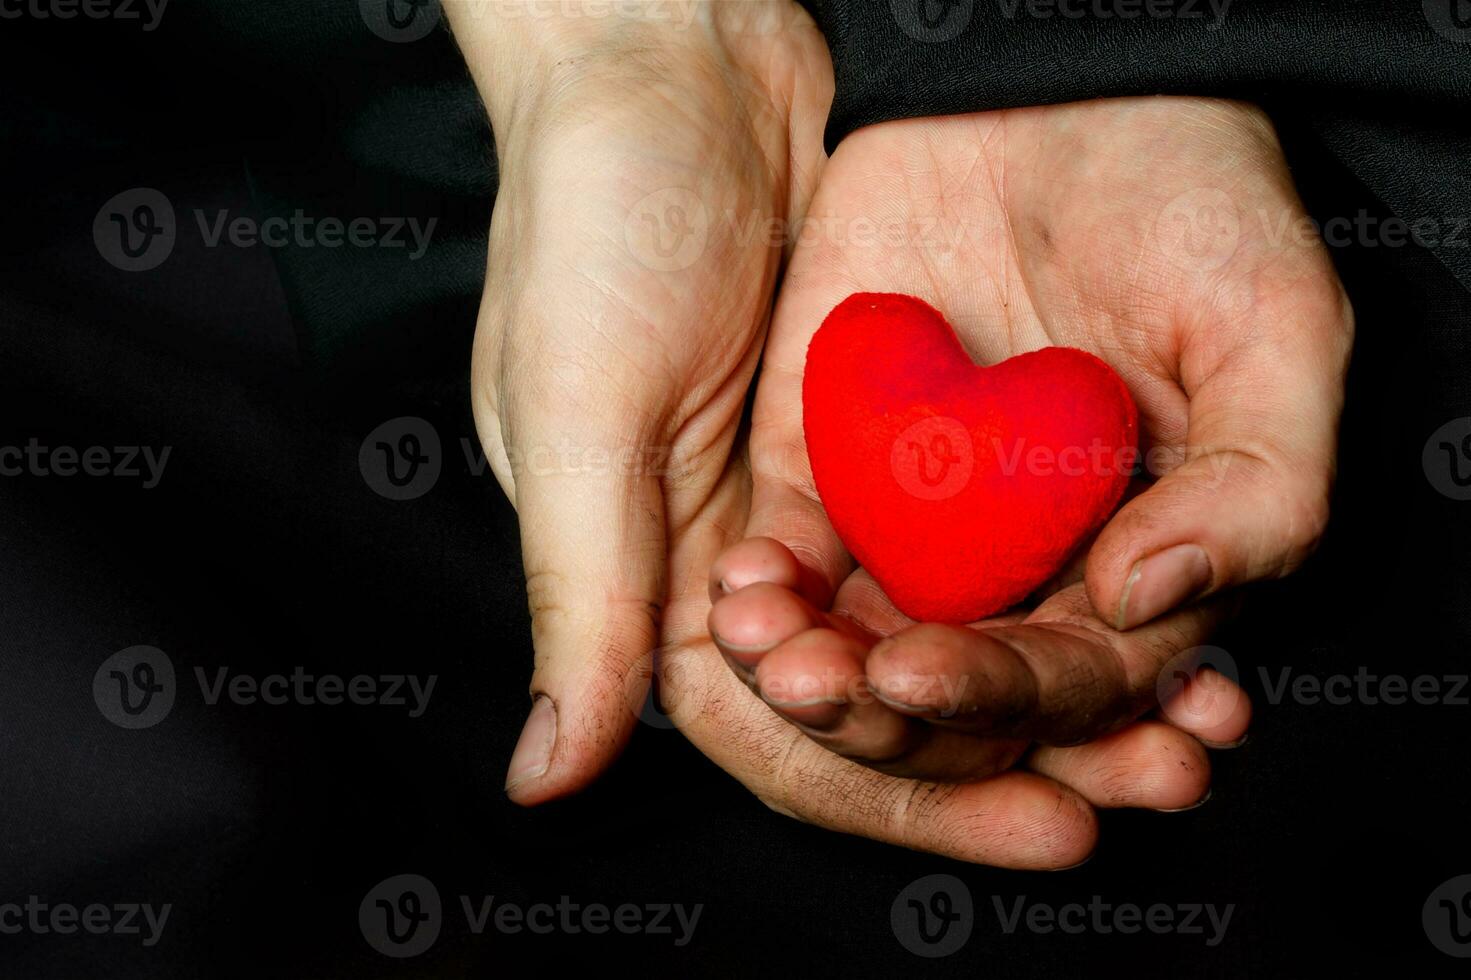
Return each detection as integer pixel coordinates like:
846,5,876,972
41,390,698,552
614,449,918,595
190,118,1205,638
802,293,1138,623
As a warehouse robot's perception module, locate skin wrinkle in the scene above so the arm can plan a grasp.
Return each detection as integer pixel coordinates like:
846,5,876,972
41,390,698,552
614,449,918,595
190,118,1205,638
1002,627,1130,738
893,780,947,844
661,408,744,537
991,113,1030,356
934,120,1021,358
663,252,778,445
502,107,785,485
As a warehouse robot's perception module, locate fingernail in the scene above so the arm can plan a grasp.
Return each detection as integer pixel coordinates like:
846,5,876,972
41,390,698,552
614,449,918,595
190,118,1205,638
1154,788,1212,813
870,689,939,718
1200,733,1249,750
1115,544,1212,631
761,693,847,710
718,577,733,595
505,695,556,793
710,630,774,668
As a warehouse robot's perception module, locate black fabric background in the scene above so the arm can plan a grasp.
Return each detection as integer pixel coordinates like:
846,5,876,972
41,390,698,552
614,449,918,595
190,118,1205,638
1,0,1469,976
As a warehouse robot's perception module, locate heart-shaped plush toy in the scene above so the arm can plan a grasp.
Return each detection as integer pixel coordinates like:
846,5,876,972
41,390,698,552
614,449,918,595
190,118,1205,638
802,293,1138,623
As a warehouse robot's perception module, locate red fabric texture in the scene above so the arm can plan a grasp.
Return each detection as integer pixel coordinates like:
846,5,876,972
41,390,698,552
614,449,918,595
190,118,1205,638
802,293,1138,623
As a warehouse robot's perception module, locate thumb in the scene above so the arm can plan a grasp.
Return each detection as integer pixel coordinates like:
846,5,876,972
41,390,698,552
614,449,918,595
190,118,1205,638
1086,285,1352,631
500,411,668,806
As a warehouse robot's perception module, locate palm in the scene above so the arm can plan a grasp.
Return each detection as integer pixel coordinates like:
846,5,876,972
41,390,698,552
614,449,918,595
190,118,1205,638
755,98,1330,568
475,36,816,532
723,98,1347,773
650,100,1327,863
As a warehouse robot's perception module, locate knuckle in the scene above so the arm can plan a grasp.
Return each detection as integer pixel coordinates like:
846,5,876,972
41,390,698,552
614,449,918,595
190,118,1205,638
526,570,659,640
755,794,809,824
886,780,961,845
1278,475,1332,571
525,570,576,647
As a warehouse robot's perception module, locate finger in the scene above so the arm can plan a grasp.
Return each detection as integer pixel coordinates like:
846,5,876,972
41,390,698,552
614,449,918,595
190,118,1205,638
1028,721,1212,811
660,633,1098,869
1086,277,1353,630
742,618,1030,782
752,628,915,757
742,269,866,604
708,581,826,678
502,412,667,807
707,536,810,606
862,583,1230,744
830,566,922,637
1157,666,1252,748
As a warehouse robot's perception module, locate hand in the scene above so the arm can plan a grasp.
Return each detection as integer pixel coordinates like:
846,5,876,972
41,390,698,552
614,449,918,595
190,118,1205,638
448,2,833,803
452,7,1236,864
710,98,1350,778
651,528,1232,867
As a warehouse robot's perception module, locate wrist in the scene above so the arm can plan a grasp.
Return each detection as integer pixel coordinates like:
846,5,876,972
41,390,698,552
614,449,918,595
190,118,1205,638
445,1,729,133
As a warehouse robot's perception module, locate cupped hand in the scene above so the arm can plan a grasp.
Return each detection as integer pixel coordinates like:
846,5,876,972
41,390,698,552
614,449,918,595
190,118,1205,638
454,7,1277,867
711,97,1351,779
449,2,832,803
